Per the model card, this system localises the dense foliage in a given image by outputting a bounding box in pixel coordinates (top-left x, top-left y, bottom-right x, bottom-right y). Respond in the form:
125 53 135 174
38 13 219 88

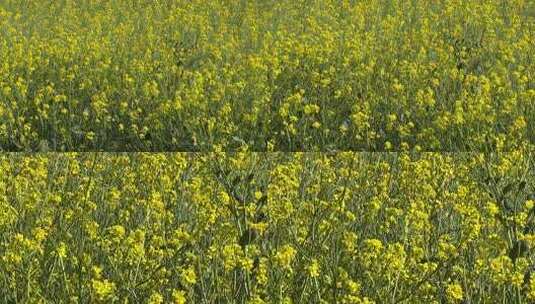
2 1 534 303
0 0 534 151
1 153 535 303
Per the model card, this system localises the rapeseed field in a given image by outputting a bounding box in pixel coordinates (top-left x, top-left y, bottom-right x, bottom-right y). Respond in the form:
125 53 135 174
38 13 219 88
0 0 533 151
1 1 535 303
1 153 535 302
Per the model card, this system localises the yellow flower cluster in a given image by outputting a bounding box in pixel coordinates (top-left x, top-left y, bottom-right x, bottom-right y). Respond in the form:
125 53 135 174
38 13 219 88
0 0 533 151
0 152 534 302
